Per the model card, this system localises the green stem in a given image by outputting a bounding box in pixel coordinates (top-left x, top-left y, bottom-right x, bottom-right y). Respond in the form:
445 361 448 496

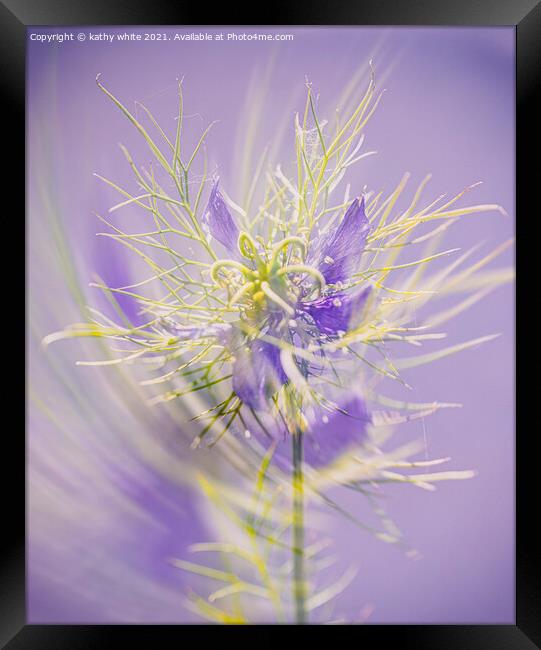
292 431 307 624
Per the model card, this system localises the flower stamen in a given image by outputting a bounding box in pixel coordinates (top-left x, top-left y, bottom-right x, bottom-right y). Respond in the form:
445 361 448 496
260 281 295 316
276 264 326 298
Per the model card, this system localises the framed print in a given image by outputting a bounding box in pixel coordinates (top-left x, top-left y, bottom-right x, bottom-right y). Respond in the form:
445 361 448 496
4 0 537 646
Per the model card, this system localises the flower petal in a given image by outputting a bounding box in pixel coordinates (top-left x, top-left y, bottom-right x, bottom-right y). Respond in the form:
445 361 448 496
303 398 370 467
246 397 370 469
308 196 370 285
203 180 240 254
300 286 371 336
232 339 288 410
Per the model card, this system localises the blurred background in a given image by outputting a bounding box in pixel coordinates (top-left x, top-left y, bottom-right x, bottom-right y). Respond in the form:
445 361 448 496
27 26 514 623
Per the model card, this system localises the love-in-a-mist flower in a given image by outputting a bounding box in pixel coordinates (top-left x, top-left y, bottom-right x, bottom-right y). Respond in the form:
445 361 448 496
46 72 511 624
164 180 372 414
48 74 509 463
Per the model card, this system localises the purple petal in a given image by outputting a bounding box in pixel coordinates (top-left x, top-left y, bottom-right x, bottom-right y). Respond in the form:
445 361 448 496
232 339 288 410
300 286 371 336
308 196 370 285
303 398 370 467
245 397 370 470
203 180 240 254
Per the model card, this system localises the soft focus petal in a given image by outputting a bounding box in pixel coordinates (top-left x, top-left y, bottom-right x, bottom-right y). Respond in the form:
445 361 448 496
300 286 371 336
247 397 370 470
232 339 288 410
308 196 370 285
304 398 370 467
203 180 240 254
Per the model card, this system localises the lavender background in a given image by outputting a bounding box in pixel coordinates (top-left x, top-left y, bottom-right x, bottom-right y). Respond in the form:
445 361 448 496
27 27 515 623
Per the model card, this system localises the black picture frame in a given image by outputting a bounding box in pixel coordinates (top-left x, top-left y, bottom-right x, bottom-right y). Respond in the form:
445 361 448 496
7 0 534 646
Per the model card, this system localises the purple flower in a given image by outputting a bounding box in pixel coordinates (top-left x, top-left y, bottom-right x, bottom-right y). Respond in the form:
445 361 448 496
200 181 372 412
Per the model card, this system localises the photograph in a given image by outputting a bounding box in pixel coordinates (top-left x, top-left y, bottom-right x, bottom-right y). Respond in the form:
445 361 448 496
26 25 515 626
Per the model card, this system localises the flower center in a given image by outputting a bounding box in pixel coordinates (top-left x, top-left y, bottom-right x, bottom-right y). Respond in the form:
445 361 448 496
210 232 325 330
